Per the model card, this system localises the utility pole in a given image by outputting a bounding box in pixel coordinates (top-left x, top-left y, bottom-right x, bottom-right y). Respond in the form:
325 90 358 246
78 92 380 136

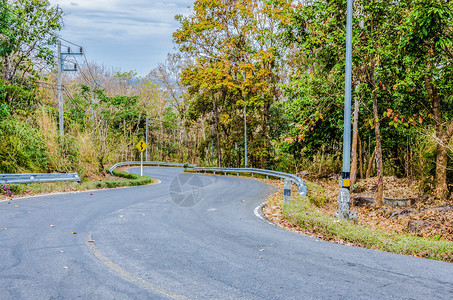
244 105 247 168
210 127 214 167
57 41 84 137
145 117 149 161
91 80 97 145
57 41 64 137
244 71 248 168
336 0 357 221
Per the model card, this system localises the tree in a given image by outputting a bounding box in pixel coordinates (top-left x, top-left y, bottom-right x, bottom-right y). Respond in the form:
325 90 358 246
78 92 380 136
174 0 284 168
0 0 62 84
398 0 453 201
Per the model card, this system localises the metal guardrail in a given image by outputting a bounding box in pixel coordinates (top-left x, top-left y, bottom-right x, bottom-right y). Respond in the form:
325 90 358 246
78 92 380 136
108 161 307 197
0 173 81 184
193 167 308 197
108 161 197 175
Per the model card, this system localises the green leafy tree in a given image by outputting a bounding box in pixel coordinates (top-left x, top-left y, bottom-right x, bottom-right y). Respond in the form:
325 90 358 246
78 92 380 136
174 0 284 168
0 0 62 84
398 0 453 200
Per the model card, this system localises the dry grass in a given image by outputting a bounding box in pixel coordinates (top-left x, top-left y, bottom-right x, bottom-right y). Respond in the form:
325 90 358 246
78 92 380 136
261 177 453 262
73 131 100 180
36 108 68 172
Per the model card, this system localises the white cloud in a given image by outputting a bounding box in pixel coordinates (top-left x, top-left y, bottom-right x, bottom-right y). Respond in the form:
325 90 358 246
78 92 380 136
49 0 193 76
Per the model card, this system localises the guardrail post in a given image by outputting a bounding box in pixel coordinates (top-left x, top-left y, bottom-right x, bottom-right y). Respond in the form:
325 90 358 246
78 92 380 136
283 179 291 204
298 182 308 197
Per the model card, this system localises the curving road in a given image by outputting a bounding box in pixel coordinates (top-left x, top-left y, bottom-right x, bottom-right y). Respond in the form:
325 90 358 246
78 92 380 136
0 167 452 299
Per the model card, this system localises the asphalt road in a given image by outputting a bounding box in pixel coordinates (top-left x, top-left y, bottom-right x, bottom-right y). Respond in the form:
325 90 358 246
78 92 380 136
0 167 452 299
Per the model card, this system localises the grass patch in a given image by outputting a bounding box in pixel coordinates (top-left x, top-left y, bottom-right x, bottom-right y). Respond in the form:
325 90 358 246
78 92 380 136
282 183 453 263
305 181 326 207
6 169 155 197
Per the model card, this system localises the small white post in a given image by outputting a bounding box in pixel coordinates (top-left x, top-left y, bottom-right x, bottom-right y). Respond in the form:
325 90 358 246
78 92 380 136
140 151 143 176
283 179 291 204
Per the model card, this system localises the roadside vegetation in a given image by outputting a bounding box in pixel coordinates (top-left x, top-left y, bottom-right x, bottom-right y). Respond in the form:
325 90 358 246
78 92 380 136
1 0 452 230
1 169 155 199
264 180 453 263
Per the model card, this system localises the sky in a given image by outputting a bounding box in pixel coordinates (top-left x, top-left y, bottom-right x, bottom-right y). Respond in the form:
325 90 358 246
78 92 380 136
48 0 194 77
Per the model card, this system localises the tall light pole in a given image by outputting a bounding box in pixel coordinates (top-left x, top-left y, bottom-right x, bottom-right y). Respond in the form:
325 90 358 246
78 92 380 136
199 53 248 168
57 41 63 137
244 105 247 168
243 71 247 168
335 0 357 221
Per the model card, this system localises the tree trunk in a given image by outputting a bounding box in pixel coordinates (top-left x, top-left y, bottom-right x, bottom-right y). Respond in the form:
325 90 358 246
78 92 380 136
372 87 384 206
3 55 11 82
262 100 271 169
405 135 411 179
350 97 360 185
366 147 376 179
179 124 184 162
318 145 325 175
358 135 364 179
425 74 452 201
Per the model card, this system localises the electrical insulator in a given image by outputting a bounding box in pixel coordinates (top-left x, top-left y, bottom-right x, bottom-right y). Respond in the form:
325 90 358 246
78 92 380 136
80 47 83 53
68 47 71 53
74 64 77 70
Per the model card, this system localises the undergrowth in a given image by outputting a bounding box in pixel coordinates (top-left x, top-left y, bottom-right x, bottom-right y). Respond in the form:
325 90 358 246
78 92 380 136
4 169 154 197
282 182 453 263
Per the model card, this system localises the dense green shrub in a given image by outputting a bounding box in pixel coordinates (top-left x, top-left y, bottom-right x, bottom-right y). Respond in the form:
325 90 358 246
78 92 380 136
99 169 153 187
0 117 48 173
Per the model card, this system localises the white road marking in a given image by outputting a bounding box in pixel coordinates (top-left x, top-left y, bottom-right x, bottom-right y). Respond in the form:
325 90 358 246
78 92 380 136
254 203 266 220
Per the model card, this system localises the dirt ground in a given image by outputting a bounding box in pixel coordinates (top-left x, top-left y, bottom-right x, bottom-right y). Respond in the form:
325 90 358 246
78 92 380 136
262 175 453 242
319 176 453 241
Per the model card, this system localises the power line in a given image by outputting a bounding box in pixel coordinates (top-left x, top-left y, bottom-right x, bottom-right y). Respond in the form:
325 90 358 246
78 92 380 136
67 55 94 87
83 53 97 85
35 81 58 86
1 3 102 92
0 6 86 73
63 87 74 102
0 2 81 48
